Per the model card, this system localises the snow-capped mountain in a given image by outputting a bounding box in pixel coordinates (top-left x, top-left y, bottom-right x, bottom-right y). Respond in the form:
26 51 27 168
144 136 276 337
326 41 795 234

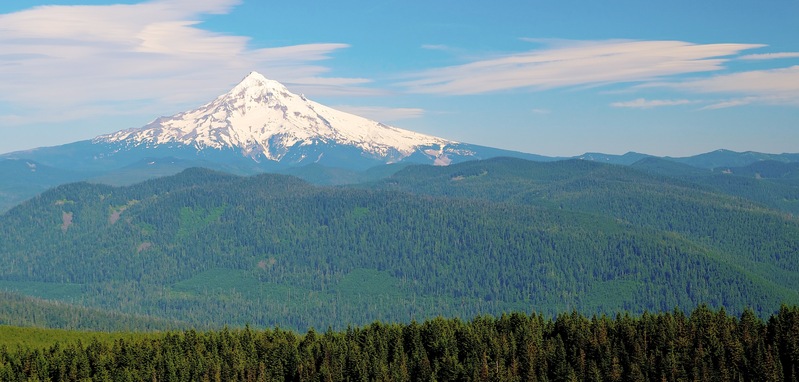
96 71 460 166
0 71 550 210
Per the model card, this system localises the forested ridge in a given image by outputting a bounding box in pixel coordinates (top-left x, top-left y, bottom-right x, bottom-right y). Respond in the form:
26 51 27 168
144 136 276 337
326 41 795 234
0 158 798 329
1 306 798 381
0 291 186 332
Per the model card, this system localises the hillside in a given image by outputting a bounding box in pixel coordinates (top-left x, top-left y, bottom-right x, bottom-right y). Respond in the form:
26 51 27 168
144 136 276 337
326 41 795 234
631 157 799 214
0 159 89 212
0 291 183 332
665 149 799 169
0 159 798 329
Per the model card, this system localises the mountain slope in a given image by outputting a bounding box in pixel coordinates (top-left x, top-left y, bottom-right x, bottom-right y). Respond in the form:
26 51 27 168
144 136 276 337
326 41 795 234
0 291 183 331
96 72 458 165
366 157 799 291
576 151 652 165
0 159 88 212
631 156 799 214
722 160 799 183
1 160 797 329
666 149 799 169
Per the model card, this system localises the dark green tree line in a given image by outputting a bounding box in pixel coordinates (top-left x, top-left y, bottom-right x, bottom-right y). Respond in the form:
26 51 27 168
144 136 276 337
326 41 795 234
1 306 798 381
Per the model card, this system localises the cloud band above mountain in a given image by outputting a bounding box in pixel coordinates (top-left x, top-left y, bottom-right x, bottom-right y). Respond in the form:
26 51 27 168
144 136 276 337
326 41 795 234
0 0 362 126
399 40 763 95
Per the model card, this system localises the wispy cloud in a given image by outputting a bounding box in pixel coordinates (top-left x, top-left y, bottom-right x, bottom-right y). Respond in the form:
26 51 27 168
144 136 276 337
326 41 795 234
651 66 799 108
673 66 799 95
739 52 799 60
701 98 758 110
282 77 387 98
611 98 696 108
399 39 763 95
333 106 425 122
421 44 451 51
0 0 364 125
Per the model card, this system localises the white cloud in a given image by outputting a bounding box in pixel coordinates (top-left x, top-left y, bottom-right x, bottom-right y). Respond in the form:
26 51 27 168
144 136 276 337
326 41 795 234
701 98 757 110
281 77 386 97
421 44 450 51
0 0 365 125
611 98 696 108
739 52 799 60
674 66 799 95
332 106 425 122
0 102 163 126
399 39 763 95
652 66 799 108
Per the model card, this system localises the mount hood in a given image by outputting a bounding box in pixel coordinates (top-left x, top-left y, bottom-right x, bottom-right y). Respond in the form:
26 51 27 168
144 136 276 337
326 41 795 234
95 71 481 167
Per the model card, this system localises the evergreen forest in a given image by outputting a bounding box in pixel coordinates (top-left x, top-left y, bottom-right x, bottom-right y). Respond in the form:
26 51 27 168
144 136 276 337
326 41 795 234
1 306 798 381
0 158 797 330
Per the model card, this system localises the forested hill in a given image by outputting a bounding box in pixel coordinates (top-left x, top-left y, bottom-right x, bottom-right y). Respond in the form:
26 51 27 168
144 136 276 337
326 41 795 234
0 159 798 330
0 291 184 331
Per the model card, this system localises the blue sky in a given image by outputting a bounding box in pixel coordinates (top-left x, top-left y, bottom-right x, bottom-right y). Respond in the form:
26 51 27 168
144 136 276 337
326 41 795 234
1 0 797 157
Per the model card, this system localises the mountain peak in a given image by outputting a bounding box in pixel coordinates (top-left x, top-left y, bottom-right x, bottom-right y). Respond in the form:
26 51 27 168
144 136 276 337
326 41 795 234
233 71 289 94
244 70 267 81
95 72 458 164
